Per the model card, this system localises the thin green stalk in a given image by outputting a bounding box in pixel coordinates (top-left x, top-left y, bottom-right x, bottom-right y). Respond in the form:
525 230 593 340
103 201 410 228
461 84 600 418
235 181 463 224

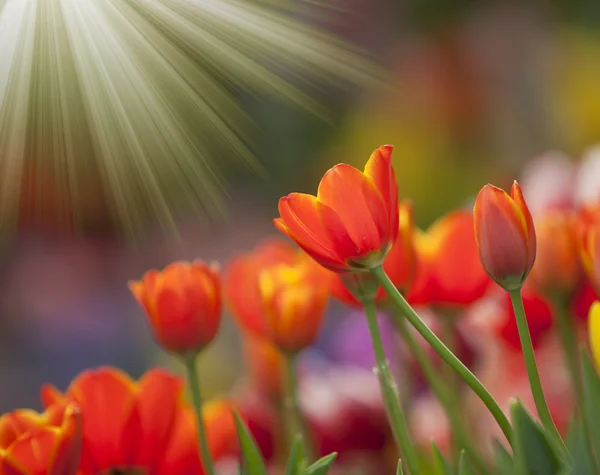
362 299 420 475
552 296 583 407
391 310 489 474
509 289 568 455
371 265 514 447
284 353 314 462
184 355 216 475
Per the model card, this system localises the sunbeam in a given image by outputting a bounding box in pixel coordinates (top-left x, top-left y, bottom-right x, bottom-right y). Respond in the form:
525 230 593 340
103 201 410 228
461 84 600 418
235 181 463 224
0 0 383 237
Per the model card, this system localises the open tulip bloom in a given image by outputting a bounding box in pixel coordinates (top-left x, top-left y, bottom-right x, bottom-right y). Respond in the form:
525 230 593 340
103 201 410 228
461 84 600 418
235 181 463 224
7 144 600 475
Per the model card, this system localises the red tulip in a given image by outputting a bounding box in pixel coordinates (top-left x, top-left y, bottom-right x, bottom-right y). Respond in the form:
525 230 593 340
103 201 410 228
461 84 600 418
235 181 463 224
130 261 222 355
474 182 536 291
274 145 399 272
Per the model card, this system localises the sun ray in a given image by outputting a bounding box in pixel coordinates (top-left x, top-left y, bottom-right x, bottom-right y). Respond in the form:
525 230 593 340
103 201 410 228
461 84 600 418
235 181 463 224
0 0 385 237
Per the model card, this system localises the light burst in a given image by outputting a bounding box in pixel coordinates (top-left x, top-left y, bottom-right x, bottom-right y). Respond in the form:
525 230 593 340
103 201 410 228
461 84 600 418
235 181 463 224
0 0 382 236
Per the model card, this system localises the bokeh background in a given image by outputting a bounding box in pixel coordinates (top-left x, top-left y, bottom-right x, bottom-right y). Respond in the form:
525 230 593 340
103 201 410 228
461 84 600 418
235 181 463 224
2 0 600 422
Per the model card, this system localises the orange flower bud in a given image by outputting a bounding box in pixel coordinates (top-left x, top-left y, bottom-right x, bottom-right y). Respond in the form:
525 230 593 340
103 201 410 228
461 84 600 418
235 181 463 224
129 260 222 355
529 211 582 295
274 145 399 272
259 255 329 353
407 210 490 306
473 182 536 291
0 404 82 475
333 201 416 306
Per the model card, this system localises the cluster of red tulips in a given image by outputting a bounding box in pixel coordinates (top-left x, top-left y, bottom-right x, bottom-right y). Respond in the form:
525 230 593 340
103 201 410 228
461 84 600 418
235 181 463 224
3 145 600 474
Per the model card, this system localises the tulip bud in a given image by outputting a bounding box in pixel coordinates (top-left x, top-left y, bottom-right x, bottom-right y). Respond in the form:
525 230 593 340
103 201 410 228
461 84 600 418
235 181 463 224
473 181 536 291
129 261 222 355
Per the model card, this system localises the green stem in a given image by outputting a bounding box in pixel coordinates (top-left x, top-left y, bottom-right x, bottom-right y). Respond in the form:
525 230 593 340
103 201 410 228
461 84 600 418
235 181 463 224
362 299 420 475
509 289 568 455
284 353 315 462
371 265 514 447
552 296 583 408
391 310 489 474
184 355 216 475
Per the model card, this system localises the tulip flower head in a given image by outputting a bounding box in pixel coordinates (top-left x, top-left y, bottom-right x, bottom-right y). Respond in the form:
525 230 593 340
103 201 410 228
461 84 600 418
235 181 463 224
274 145 399 272
473 182 536 291
129 260 222 355
259 255 329 354
0 404 82 475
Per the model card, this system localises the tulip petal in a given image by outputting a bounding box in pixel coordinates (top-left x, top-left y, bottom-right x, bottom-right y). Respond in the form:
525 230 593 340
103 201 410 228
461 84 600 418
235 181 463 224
510 182 536 271
364 145 399 242
317 164 388 256
278 194 352 270
66 368 139 473
2 429 59 475
159 408 202 475
135 370 184 469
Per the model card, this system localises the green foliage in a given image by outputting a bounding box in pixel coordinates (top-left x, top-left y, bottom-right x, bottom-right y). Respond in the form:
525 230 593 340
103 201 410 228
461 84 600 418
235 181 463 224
234 416 338 475
304 453 338 475
234 411 269 475
456 450 476 475
582 350 600 462
284 435 306 475
511 401 562 475
431 442 453 475
493 441 515 475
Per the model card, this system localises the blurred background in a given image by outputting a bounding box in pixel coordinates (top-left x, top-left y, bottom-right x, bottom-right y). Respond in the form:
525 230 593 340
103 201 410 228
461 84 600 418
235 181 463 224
1 0 600 430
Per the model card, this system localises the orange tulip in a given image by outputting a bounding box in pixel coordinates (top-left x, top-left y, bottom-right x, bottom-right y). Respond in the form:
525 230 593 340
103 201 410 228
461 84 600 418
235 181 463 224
259 254 330 353
225 239 297 337
0 404 82 475
41 367 207 475
130 260 222 355
274 145 399 272
529 211 582 295
407 210 490 306
333 201 416 306
473 182 536 291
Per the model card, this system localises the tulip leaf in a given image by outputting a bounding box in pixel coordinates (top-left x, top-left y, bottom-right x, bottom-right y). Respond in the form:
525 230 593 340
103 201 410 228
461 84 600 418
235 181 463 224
431 442 453 475
581 350 600 461
493 441 515 475
457 450 476 475
565 416 597 475
511 400 561 475
234 410 268 475
284 435 306 475
396 459 404 475
304 452 337 475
